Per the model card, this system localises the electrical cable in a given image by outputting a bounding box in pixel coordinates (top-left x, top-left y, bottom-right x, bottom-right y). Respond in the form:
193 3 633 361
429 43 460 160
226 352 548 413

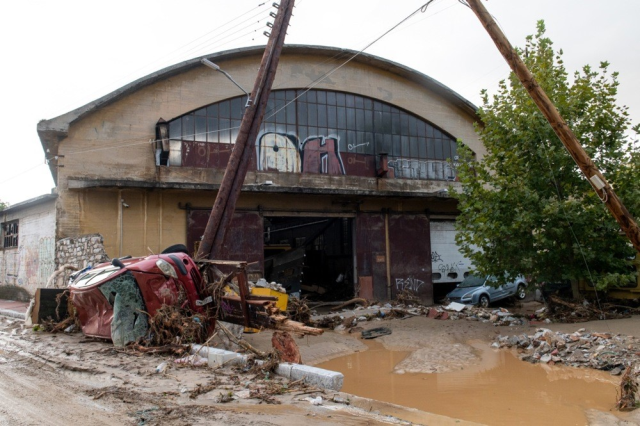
264 0 440 121
48 3 272 118
535 128 611 326
0 163 48 185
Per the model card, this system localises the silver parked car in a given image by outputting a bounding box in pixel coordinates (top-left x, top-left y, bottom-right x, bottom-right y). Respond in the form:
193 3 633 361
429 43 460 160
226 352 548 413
446 274 527 308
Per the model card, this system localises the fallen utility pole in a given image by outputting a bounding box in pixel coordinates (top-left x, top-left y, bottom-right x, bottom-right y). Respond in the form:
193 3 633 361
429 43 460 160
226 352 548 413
466 0 640 253
196 0 295 260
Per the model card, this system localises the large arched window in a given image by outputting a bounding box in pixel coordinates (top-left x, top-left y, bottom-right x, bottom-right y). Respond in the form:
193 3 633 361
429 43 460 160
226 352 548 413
163 89 463 180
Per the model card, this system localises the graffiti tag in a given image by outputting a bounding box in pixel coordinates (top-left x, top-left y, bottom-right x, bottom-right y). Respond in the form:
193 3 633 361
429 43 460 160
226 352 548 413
395 277 424 293
431 251 442 263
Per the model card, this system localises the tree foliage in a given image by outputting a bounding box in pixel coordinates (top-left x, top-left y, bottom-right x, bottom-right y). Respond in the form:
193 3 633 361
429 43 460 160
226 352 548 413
455 21 639 290
0 199 8 211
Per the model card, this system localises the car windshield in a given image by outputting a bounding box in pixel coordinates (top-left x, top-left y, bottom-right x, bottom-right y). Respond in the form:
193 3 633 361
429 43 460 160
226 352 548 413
458 275 486 288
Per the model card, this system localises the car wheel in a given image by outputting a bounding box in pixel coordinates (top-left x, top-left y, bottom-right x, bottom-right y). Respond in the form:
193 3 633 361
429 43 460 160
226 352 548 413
161 244 189 254
516 284 526 300
479 294 490 308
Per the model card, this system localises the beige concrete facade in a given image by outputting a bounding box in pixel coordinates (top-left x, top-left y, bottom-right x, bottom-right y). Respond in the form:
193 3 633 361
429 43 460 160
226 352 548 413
38 45 480 271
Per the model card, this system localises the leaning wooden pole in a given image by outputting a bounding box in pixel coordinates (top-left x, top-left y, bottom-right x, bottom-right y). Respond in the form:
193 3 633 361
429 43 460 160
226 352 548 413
466 0 640 253
196 0 295 260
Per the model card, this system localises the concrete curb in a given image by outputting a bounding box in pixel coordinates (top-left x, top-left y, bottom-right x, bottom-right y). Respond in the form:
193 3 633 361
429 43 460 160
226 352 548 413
190 344 344 391
0 309 26 320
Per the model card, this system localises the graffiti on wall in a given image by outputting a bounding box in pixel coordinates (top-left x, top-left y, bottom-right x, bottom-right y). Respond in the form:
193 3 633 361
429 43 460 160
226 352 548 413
388 158 457 181
256 132 345 175
395 276 425 293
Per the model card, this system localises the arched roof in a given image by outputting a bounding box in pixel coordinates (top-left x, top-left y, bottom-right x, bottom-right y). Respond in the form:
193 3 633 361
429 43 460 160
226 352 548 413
37 45 478 181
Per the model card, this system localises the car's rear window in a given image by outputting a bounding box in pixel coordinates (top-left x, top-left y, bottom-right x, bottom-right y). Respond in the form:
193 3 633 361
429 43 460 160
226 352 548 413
72 267 121 288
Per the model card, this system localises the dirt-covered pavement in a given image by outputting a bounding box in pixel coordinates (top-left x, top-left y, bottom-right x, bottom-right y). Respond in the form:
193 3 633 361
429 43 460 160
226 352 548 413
0 300 639 425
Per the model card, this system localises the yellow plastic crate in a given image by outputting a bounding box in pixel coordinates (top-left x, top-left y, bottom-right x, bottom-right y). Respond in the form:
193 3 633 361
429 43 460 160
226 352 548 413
251 287 288 311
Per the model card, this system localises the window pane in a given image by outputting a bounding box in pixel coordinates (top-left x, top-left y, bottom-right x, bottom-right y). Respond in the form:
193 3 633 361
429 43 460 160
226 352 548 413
346 107 356 129
231 119 241 143
307 103 318 126
298 102 308 125
427 138 436 158
169 119 181 139
363 98 373 109
450 140 458 160
392 113 401 135
410 136 419 157
442 137 451 159
282 101 293 124
317 90 327 104
194 107 207 116
337 107 346 129
401 136 410 157
307 90 317 103
426 125 434 138
417 121 426 137
219 118 230 143
286 90 296 101
381 112 392 134
275 99 286 123
336 92 346 107
355 96 364 109
400 114 409 135
364 110 373 133
327 105 337 128
182 116 195 141
373 111 383 133
207 117 218 142
206 103 218 117
195 116 207 141
346 94 355 108
435 139 444 159
274 90 285 100
219 101 230 118
327 91 336 105
317 104 327 127
419 137 427 158
355 109 365 132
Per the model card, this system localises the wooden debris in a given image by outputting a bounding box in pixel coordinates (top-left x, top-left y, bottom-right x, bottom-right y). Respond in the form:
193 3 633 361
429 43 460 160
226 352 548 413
271 331 302 364
617 366 639 411
287 297 311 324
330 298 369 311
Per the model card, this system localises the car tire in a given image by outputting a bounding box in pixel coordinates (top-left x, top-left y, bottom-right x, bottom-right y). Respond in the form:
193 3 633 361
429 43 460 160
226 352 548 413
161 244 189 255
516 284 526 300
479 294 490 308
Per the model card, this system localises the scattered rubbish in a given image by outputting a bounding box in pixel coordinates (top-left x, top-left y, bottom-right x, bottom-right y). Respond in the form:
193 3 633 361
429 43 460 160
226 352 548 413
616 366 639 411
306 396 323 405
174 354 207 367
545 295 633 323
445 302 466 312
494 328 640 372
361 327 392 340
155 362 168 373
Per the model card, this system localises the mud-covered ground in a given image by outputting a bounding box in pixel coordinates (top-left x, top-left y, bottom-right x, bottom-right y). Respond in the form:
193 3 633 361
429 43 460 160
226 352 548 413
0 300 639 425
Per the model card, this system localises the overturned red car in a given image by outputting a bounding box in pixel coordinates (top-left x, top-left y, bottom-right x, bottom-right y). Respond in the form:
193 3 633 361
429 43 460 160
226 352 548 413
69 246 211 346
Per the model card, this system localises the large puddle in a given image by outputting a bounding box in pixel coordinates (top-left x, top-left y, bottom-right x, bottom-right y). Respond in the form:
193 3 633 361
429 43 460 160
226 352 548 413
318 339 623 425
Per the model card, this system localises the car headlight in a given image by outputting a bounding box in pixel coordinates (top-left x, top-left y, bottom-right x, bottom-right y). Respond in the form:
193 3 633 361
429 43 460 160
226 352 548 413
156 259 178 279
461 291 475 300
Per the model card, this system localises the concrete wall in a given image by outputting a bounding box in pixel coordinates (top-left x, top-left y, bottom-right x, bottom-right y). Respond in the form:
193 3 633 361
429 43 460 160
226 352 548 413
0 199 56 297
52 50 481 242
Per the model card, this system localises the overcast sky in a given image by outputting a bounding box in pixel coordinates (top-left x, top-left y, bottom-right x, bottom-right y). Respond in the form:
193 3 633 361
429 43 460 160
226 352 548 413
2 0 639 205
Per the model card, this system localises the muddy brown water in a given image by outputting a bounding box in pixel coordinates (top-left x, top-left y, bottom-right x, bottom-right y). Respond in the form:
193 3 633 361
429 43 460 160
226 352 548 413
318 339 624 425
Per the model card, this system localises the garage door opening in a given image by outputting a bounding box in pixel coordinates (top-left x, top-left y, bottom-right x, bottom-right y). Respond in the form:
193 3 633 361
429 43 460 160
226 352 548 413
263 216 354 301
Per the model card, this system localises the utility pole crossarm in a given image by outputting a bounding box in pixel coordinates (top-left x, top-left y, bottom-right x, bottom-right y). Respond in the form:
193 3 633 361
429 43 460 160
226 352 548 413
466 0 640 253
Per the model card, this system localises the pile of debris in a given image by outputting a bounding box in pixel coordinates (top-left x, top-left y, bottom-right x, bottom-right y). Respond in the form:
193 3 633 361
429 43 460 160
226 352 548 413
545 295 634 323
309 300 529 331
493 328 640 373
430 304 527 326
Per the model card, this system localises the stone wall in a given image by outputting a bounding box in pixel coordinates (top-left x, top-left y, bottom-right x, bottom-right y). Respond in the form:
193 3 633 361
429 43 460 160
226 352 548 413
56 233 110 270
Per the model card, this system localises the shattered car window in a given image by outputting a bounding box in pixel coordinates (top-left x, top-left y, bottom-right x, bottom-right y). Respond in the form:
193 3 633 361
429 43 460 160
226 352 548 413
98 272 149 347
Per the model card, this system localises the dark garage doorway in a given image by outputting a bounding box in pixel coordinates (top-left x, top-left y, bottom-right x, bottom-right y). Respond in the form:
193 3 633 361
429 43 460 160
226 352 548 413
263 216 354 301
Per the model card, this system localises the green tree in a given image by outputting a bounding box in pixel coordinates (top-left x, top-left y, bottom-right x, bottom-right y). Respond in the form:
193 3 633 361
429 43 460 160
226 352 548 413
0 199 8 211
455 21 639 292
